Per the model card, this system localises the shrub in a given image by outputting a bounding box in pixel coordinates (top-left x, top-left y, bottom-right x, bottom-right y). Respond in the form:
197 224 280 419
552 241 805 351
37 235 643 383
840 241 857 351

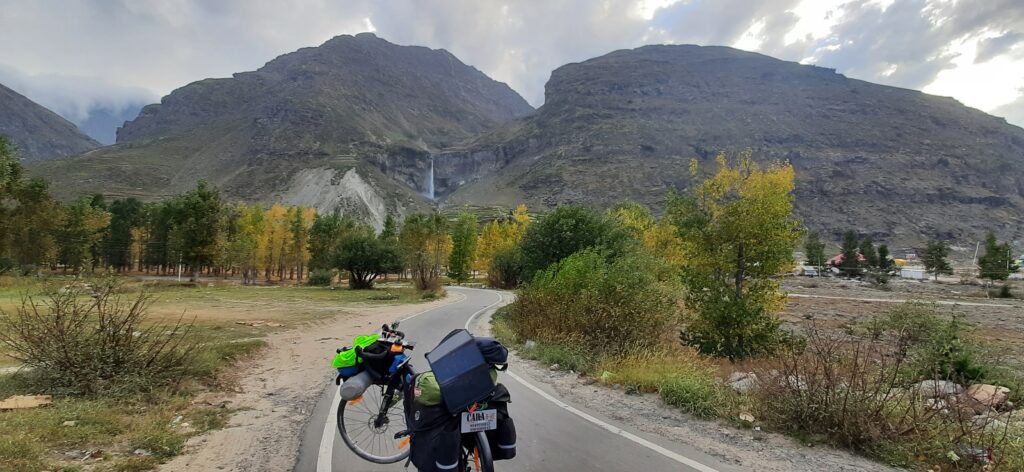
307 269 335 286
487 247 523 289
518 205 629 280
509 248 679 357
876 302 989 384
754 325 1015 467
0 281 199 396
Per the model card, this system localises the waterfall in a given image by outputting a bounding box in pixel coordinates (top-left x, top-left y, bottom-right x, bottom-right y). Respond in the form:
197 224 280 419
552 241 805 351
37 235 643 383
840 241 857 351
427 155 435 200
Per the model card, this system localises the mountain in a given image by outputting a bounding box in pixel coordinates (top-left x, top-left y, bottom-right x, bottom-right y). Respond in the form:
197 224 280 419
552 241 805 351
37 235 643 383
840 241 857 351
33 33 533 226
435 45 1024 244
0 83 100 161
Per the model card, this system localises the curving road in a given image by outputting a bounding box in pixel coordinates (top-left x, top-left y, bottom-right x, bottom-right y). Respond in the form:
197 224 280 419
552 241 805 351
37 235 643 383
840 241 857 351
295 287 734 472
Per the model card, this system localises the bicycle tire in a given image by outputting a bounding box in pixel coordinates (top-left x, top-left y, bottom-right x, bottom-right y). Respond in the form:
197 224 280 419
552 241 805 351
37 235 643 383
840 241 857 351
475 431 495 472
336 386 410 464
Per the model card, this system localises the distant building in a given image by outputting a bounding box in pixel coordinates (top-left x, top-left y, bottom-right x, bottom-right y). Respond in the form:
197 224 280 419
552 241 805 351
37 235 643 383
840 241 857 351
900 268 927 280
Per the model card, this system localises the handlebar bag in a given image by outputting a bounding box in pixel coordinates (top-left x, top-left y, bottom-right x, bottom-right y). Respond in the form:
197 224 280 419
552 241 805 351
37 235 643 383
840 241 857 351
332 334 379 379
357 340 394 379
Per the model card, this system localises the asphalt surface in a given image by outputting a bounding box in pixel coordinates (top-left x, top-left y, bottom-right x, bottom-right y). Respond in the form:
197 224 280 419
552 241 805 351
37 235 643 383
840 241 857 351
295 287 734 472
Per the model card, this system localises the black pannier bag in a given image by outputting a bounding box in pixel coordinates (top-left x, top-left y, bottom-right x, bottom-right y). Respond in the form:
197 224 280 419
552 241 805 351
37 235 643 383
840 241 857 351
484 383 517 460
405 374 461 472
427 329 496 414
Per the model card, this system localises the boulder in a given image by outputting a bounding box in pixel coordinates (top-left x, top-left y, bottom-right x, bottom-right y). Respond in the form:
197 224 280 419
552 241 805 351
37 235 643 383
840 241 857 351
727 372 758 394
965 384 1010 409
912 380 964 399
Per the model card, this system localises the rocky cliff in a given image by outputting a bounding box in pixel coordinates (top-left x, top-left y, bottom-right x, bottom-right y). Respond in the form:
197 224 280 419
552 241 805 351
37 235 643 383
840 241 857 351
441 45 1024 244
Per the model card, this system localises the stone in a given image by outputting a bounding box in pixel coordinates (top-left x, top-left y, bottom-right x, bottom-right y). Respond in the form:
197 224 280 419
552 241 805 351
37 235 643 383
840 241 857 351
524 340 537 350
965 384 1010 409
738 412 755 423
61 420 77 427
133 448 153 456
912 380 964 399
727 372 758 394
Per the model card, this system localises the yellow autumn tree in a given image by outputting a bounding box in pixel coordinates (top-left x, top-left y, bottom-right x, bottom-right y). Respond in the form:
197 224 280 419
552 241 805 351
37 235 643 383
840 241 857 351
672 151 802 359
474 204 530 272
263 204 292 281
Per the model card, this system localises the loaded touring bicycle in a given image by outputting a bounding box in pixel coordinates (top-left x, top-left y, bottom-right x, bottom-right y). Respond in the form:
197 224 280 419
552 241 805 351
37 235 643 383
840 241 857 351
332 322 516 471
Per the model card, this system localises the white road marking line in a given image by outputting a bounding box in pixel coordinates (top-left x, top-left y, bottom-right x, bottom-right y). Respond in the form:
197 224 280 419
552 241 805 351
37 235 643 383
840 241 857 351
504 369 721 472
315 291 466 472
469 288 721 472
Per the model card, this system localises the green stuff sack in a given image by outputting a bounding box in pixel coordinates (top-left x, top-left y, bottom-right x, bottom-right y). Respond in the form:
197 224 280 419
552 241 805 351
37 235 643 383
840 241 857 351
332 334 380 370
413 368 498 407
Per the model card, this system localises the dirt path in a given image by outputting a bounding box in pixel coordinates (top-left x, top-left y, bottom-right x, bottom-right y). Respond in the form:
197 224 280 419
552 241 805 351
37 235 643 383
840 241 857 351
158 294 462 472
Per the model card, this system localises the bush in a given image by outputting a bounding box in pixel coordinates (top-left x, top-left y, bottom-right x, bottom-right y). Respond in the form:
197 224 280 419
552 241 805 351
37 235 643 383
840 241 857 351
754 325 1015 467
518 205 629 280
0 281 199 396
307 269 335 286
876 302 989 384
487 247 523 289
509 248 679 357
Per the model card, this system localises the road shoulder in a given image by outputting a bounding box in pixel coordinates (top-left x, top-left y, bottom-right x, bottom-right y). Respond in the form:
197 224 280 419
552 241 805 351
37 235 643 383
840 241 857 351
158 295 459 472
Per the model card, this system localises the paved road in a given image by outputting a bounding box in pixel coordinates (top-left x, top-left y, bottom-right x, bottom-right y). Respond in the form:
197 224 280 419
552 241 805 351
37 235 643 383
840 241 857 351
295 287 733 472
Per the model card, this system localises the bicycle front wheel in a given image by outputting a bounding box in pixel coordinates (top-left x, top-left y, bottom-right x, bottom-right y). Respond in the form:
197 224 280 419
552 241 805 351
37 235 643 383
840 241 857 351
336 385 410 463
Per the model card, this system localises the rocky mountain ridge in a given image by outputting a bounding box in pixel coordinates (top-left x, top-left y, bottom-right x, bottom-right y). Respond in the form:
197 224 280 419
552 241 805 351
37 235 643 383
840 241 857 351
0 83 100 161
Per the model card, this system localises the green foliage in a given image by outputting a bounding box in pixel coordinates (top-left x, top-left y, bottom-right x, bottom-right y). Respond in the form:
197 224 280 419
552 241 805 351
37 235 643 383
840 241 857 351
399 213 450 291
104 198 144 271
447 211 478 284
922 240 953 280
170 181 223 281
307 210 356 271
978 231 1018 281
673 154 801 360
510 248 679 357
487 247 524 289
858 236 878 268
839 230 861 275
336 226 402 289
518 204 628 280
876 303 990 383
307 269 335 286
57 196 111 272
804 231 826 267
876 244 892 271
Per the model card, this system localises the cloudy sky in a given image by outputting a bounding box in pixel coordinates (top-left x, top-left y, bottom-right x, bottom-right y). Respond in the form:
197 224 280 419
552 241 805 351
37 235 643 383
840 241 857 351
2 0 1023 143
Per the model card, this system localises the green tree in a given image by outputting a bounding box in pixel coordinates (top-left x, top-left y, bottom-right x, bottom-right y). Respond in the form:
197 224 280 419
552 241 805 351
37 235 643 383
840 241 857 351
399 213 450 291
673 153 802 359
380 213 399 244
978 232 1018 282
58 197 111 273
488 247 524 289
877 244 893 271
804 231 826 269
519 205 627 280
839 230 861 275
447 211 478 284
104 198 144 271
170 181 223 281
922 240 953 281
307 211 356 272
859 236 878 268
336 226 403 289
